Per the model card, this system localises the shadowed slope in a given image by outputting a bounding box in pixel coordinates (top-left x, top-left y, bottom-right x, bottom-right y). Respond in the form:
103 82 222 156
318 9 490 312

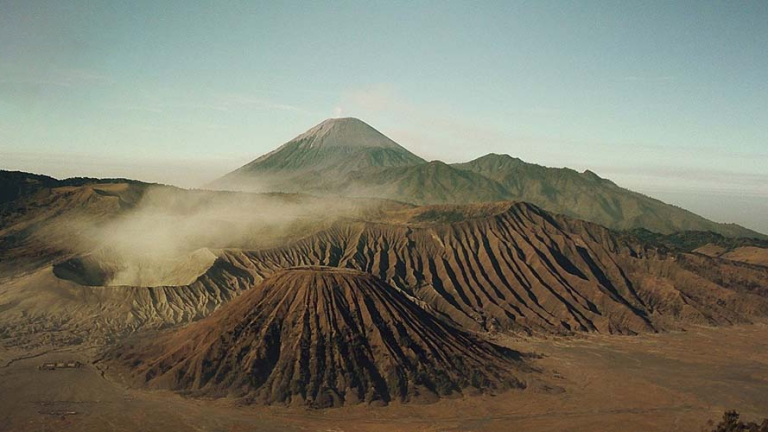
108 267 527 408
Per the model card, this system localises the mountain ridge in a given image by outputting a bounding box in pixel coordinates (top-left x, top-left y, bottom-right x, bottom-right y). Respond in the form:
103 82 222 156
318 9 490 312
209 118 763 238
451 153 760 238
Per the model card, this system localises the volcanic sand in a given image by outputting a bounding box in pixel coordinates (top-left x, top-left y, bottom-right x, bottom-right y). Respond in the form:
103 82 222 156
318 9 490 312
2 323 767 432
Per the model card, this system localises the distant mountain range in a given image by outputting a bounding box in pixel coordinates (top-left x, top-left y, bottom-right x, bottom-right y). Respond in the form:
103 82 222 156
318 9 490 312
210 118 764 238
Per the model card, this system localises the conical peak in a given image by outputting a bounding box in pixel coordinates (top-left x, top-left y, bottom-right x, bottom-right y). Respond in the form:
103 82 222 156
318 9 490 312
108 262 527 408
292 117 402 150
318 117 367 127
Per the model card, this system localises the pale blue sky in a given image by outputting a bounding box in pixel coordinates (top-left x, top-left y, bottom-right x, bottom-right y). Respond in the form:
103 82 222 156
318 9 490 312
1 1 766 233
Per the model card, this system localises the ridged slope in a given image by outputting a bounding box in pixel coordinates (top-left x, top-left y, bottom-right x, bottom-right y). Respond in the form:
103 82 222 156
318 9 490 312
231 202 768 335
108 267 526 408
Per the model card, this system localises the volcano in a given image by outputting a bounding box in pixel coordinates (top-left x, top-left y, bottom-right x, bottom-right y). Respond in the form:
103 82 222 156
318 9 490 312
107 267 527 408
211 117 425 192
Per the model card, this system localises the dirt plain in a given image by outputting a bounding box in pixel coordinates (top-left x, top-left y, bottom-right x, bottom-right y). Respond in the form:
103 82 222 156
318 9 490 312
2 323 766 432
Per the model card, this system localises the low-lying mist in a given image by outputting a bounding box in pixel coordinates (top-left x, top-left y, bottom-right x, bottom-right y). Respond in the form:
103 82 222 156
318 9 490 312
54 185 390 287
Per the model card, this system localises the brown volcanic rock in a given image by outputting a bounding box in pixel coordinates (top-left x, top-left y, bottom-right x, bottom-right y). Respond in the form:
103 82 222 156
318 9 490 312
231 202 768 335
108 267 527 408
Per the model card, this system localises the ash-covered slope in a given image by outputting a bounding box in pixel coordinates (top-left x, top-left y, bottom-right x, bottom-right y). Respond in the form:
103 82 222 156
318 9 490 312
108 267 527 408
211 118 425 192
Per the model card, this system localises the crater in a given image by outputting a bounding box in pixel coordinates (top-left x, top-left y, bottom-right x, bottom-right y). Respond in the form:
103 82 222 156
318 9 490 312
53 248 217 287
